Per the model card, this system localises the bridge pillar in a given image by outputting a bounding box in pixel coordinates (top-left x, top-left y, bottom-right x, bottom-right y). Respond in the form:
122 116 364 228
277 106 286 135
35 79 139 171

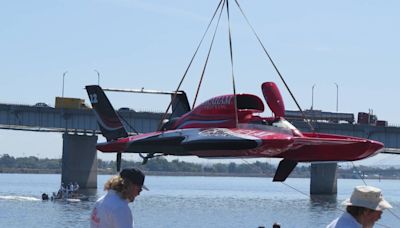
61 133 98 189
310 163 337 195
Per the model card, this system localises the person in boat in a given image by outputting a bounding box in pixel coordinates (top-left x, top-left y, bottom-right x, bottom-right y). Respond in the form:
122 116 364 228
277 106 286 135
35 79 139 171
57 182 66 198
73 182 80 193
90 168 148 228
66 182 74 197
42 193 49 200
68 181 79 197
326 185 392 228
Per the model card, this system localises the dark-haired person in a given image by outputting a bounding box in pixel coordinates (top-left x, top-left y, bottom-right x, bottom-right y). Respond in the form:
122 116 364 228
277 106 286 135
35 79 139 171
326 185 392 228
90 168 148 228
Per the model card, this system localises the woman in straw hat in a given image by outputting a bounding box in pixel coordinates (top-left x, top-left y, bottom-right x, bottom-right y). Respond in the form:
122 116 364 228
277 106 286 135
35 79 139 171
326 185 392 228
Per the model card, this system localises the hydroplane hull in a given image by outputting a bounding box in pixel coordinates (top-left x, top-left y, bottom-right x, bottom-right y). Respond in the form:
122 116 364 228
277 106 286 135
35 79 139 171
86 82 384 181
97 126 383 162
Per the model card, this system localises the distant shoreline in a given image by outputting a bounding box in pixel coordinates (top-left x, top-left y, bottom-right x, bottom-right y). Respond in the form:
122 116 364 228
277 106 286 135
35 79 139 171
1 168 399 180
2 155 400 180
0 168 273 176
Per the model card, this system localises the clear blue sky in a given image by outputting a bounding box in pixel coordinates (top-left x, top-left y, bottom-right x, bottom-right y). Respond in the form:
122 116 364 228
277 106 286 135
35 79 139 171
1 0 399 166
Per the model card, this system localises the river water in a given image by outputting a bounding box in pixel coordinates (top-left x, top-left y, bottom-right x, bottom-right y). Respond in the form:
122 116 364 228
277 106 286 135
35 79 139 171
0 174 399 228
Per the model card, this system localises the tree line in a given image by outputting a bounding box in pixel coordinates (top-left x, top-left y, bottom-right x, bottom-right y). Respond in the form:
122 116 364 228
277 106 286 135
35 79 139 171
0 154 304 176
1 154 399 179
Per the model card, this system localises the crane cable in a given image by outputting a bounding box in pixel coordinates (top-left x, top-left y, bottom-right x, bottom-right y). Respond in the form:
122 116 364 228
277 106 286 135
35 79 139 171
157 0 225 130
192 0 226 109
225 0 239 127
233 0 315 132
192 0 240 127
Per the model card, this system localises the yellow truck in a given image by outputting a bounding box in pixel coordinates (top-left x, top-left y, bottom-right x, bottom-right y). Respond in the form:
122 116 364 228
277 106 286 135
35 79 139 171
55 97 90 109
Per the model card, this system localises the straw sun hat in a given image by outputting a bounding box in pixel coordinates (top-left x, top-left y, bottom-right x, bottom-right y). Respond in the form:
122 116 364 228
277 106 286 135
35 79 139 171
342 186 392 211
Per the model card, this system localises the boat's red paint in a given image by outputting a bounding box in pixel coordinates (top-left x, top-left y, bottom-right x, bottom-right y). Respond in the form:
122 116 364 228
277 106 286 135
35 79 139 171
94 81 383 163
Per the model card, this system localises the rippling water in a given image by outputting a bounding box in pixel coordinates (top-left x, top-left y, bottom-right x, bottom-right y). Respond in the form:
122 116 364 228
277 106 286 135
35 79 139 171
0 174 399 227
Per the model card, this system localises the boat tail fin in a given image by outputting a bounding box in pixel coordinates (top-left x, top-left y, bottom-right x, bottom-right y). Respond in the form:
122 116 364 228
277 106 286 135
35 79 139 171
273 159 298 182
86 85 128 141
171 91 191 119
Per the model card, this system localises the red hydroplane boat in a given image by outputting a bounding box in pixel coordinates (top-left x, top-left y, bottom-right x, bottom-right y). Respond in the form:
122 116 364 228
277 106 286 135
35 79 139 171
86 82 383 181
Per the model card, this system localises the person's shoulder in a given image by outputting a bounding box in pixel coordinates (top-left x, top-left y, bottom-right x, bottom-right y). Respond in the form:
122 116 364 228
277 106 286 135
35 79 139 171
332 212 362 228
326 217 339 228
102 191 128 207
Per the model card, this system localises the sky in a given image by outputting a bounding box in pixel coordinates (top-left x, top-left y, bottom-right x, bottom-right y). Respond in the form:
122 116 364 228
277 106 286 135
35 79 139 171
0 0 399 166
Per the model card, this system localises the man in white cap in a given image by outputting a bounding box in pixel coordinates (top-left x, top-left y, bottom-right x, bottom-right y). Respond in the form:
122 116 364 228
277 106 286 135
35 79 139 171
90 168 148 228
327 185 392 228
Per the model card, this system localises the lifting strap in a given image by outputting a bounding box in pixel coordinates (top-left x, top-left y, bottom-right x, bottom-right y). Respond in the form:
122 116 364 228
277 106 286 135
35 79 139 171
233 0 315 132
192 0 226 109
157 0 225 130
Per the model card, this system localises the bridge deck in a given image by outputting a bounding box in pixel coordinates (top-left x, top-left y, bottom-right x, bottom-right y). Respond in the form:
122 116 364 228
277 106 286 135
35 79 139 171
1 103 400 150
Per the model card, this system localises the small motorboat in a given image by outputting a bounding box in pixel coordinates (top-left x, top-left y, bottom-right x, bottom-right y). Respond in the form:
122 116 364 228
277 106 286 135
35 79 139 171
50 191 89 202
44 182 89 202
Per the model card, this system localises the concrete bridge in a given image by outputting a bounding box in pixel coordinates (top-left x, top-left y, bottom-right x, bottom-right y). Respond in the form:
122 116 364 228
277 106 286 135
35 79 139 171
0 103 161 133
0 103 162 189
1 102 399 194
